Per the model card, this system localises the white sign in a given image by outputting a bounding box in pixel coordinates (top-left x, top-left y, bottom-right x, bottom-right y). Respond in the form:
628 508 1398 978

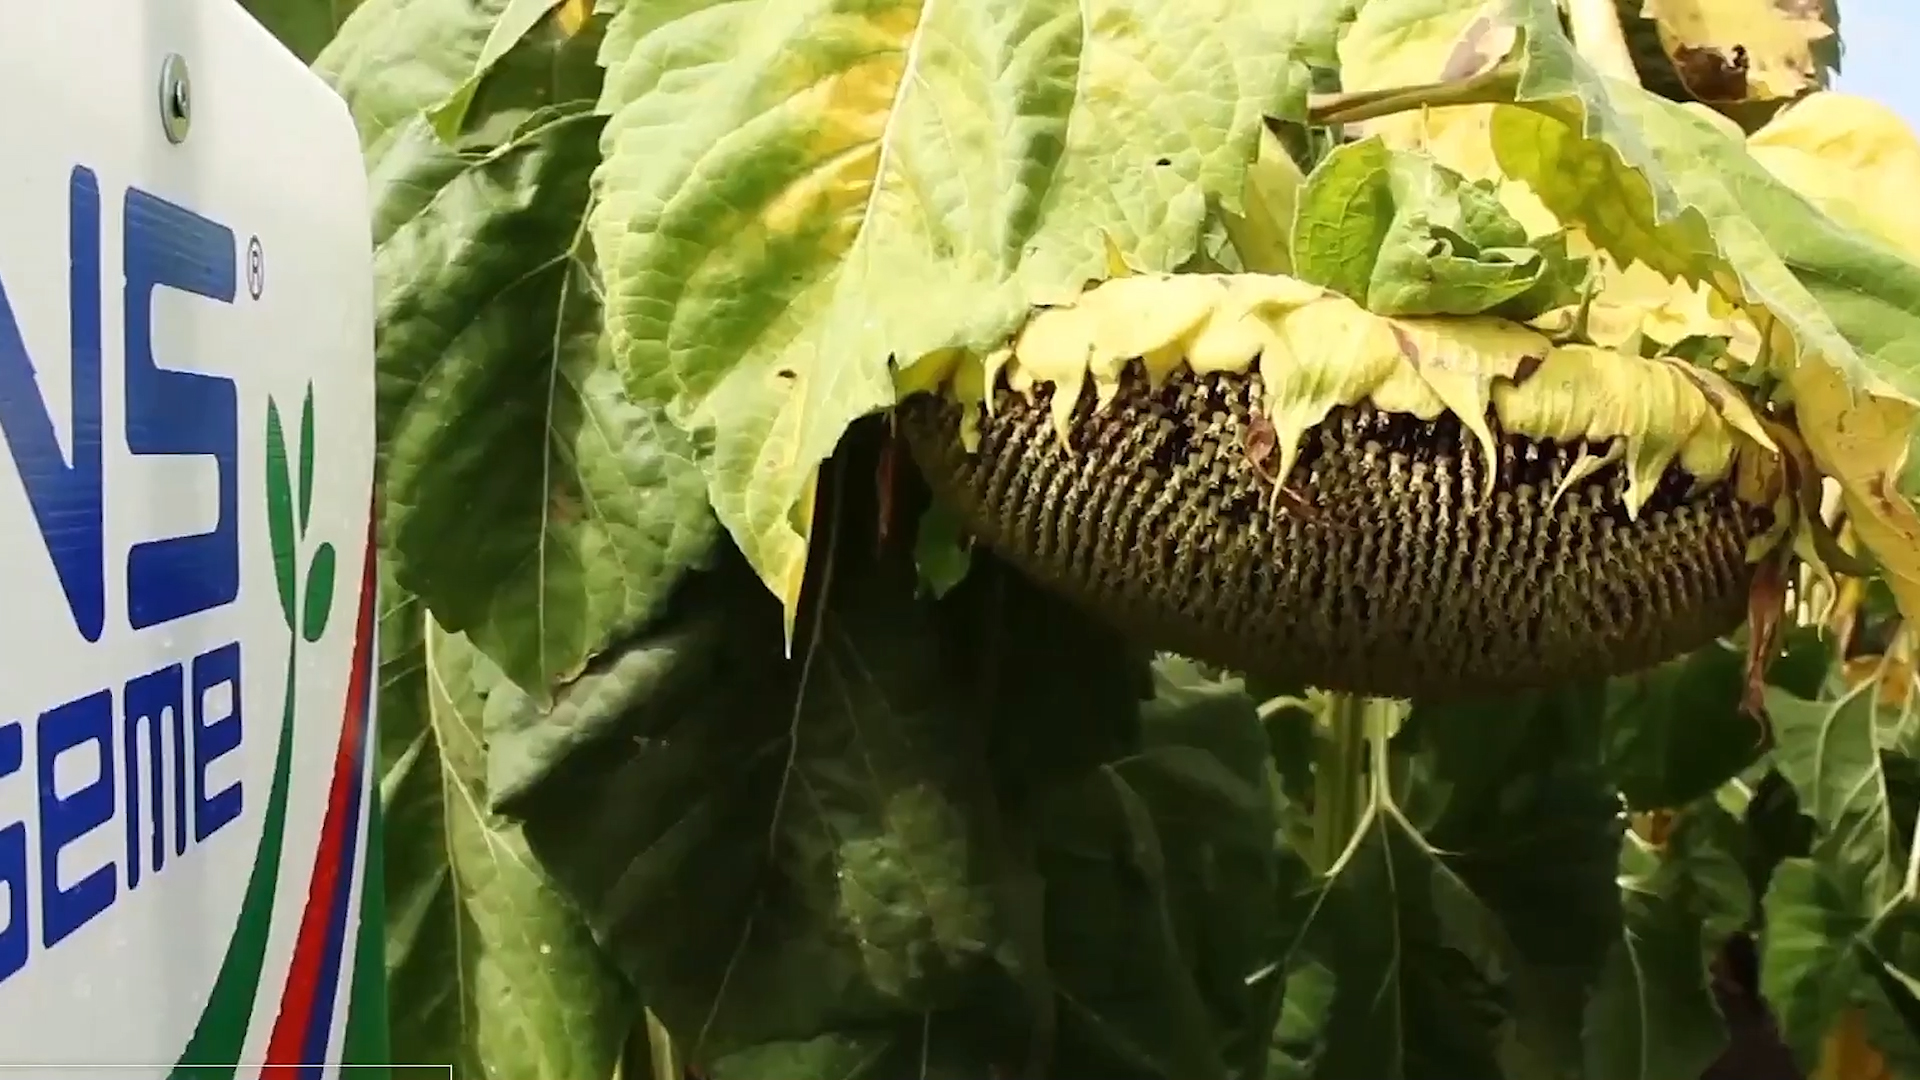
0 2 381 1076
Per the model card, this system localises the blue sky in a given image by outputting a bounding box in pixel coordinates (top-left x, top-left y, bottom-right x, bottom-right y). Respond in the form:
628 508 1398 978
1832 0 1918 124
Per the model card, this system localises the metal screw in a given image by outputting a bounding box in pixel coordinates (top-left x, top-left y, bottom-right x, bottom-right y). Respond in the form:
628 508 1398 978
159 54 191 144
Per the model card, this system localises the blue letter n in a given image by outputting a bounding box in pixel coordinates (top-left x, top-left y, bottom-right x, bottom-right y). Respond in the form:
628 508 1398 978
0 167 105 642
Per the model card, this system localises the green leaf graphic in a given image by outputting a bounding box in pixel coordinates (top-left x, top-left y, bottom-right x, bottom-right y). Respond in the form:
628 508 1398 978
265 399 298 632
303 542 338 644
298 382 316 538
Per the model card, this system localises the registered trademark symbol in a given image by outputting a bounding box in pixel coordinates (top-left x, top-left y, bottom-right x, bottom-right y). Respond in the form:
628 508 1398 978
245 236 264 300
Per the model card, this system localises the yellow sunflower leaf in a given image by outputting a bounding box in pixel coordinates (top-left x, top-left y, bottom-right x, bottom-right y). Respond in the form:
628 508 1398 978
1748 91 1920 262
1813 1006 1895 1080
1640 0 1838 103
1334 0 1541 213
1741 90 1920 623
1791 363 1920 633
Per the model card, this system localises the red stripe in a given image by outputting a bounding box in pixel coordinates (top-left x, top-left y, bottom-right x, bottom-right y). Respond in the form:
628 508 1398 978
263 520 378 1069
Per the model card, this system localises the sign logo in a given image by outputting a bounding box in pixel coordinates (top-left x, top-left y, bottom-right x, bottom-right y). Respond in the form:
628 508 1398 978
0 165 335 1001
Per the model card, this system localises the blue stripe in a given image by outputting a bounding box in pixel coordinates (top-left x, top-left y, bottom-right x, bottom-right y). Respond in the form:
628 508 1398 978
298 610 376 1076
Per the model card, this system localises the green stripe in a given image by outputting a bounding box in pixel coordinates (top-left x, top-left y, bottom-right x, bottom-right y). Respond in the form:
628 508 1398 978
342 785 391 1071
169 637 300 1079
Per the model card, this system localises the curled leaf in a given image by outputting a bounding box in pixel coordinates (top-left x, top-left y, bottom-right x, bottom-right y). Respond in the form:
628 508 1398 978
1217 126 1304 275
1290 137 1587 318
1331 0 1741 353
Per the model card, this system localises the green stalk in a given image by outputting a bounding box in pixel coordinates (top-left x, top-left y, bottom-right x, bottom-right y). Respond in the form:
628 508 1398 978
1562 0 1640 83
621 1008 678 1080
1311 692 1371 873
1904 804 1920 900
1365 698 1399 801
646 1009 679 1080
1305 61 1522 127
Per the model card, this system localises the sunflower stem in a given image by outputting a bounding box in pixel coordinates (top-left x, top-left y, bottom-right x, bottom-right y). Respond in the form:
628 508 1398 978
1312 692 1372 873
1562 0 1642 84
645 1008 678 1080
1304 62 1521 127
1904 804 1920 900
1365 697 1400 802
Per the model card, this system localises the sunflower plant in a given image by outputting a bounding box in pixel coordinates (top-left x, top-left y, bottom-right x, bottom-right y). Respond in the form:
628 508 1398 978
283 0 1920 1075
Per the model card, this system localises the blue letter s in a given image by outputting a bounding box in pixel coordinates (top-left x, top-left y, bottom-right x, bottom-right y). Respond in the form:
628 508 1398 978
123 187 238 629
